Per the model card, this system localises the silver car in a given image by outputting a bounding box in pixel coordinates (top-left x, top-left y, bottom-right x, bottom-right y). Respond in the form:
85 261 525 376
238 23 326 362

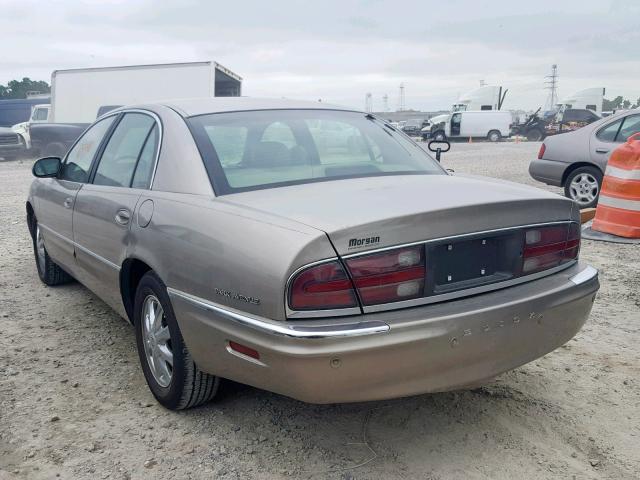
27 98 599 409
530 109 640 208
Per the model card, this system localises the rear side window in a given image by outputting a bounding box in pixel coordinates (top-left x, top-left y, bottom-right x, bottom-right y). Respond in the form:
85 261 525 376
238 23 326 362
618 115 640 142
596 119 623 142
60 116 116 183
131 125 159 189
596 115 640 143
93 113 155 188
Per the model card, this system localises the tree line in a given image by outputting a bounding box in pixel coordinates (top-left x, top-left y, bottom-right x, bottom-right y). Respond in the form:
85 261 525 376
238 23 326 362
602 96 640 111
0 78 51 100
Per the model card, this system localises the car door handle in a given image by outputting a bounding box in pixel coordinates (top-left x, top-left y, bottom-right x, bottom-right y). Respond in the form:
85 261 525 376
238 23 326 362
63 197 73 209
595 148 609 154
114 209 131 226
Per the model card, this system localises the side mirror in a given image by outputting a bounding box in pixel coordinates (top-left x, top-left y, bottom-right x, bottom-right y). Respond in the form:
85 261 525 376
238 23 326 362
32 157 61 178
427 140 451 162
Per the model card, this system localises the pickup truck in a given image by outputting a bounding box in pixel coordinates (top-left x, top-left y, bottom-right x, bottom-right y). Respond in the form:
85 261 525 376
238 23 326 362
29 105 121 157
0 127 26 160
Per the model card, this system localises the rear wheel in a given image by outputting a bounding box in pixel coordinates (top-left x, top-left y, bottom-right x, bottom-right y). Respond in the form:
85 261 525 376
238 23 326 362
134 271 219 410
564 166 602 208
487 130 501 142
32 219 73 286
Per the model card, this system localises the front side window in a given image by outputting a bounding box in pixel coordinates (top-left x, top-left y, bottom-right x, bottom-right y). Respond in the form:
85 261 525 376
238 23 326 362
60 116 116 183
93 113 155 188
188 110 444 194
32 108 48 121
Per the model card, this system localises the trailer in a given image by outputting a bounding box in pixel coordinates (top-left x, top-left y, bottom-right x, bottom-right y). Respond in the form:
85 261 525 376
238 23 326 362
31 61 241 157
50 61 242 123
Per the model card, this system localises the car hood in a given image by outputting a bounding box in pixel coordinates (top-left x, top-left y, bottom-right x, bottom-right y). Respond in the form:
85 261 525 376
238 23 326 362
221 174 576 255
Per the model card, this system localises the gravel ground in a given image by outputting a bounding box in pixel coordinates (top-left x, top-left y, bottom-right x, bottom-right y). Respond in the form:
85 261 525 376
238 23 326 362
1 142 639 479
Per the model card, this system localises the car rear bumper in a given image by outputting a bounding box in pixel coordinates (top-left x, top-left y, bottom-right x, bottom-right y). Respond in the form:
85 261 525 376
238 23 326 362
169 262 598 403
529 158 566 186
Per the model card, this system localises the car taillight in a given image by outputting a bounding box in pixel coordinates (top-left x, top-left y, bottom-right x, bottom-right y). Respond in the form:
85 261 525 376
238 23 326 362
522 223 580 274
537 143 546 159
289 261 358 310
346 246 425 305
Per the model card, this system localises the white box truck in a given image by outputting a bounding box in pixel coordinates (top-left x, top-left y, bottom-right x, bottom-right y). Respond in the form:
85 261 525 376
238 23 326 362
50 61 242 122
30 61 241 157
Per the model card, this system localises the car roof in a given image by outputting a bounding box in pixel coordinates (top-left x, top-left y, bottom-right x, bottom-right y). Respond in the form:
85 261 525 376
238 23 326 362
155 97 358 117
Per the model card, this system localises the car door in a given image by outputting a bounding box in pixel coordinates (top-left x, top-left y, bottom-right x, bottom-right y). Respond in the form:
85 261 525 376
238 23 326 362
451 113 462 137
590 113 640 170
35 116 116 273
72 111 159 315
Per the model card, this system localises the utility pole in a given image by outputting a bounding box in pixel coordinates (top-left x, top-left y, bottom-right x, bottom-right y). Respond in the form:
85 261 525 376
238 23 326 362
382 94 389 112
544 64 559 110
365 92 372 113
398 83 405 112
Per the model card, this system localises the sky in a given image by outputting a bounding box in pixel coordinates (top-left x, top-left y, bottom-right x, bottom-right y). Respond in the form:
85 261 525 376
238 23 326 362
1 0 639 111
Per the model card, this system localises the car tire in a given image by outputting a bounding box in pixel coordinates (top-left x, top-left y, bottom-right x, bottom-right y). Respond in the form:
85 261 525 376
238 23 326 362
487 130 501 142
433 131 446 141
134 271 219 410
526 129 543 142
32 218 73 286
564 166 603 208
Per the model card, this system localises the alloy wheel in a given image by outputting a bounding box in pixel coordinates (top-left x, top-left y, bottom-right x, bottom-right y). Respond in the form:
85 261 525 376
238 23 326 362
141 295 173 387
36 225 46 273
569 173 599 206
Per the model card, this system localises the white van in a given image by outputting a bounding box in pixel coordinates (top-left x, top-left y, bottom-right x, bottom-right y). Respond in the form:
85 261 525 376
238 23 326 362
431 111 512 142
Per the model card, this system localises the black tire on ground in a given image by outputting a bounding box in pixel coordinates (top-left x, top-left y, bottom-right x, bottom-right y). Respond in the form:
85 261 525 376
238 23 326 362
134 271 219 410
526 128 543 142
487 130 501 142
31 218 73 286
43 142 67 158
432 131 446 141
563 165 603 209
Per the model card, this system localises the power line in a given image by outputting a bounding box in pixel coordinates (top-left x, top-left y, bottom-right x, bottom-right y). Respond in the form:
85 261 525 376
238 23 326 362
544 64 559 110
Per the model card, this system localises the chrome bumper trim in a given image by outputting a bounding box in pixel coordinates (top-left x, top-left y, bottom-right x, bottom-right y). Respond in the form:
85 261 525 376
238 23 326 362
569 265 598 285
167 287 389 339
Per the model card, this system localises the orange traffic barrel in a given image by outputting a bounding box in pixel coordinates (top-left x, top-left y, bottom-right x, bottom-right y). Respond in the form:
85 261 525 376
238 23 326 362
592 132 640 238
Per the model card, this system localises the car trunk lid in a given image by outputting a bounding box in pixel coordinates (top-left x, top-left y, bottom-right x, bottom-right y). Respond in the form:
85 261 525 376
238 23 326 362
220 174 575 256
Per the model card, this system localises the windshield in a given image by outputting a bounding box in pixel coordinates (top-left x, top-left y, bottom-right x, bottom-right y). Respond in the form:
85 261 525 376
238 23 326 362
188 109 444 194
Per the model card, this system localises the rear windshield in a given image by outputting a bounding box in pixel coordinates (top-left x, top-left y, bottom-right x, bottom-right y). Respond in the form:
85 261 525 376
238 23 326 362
187 109 444 194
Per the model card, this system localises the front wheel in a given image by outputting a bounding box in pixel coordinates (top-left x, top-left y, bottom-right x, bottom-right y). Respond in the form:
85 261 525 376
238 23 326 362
432 131 446 142
32 219 73 286
134 271 219 410
564 166 603 208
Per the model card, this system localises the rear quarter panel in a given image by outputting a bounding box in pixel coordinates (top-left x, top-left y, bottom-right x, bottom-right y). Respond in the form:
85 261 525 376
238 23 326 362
129 192 335 321
542 127 592 166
